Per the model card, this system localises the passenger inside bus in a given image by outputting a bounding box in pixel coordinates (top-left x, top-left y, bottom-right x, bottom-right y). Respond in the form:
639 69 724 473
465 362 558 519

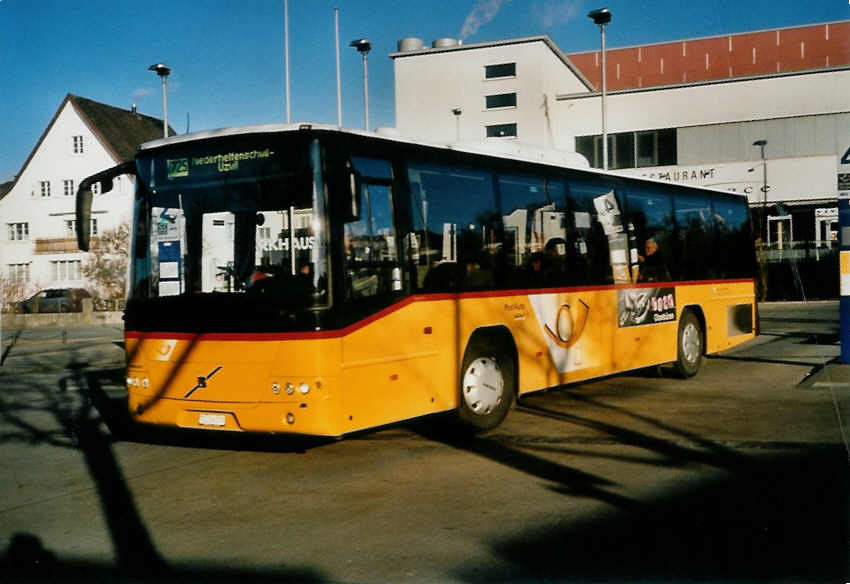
638 237 671 282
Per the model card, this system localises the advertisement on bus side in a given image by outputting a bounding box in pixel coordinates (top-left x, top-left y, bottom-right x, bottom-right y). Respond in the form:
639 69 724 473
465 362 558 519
618 287 676 327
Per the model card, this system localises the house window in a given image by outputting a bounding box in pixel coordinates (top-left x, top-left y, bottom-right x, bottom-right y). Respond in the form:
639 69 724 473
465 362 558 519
64 179 75 196
575 128 677 169
40 181 51 197
64 218 96 237
8 263 30 284
486 123 517 138
51 259 82 281
485 93 517 109
484 62 516 79
73 135 84 154
91 182 101 195
8 222 29 241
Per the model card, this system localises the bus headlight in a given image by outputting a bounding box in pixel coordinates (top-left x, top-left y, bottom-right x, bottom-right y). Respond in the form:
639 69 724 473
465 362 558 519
298 382 310 395
285 382 295 395
272 382 281 395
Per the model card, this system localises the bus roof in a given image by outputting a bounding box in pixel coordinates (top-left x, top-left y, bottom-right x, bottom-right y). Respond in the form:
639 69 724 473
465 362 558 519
136 122 746 201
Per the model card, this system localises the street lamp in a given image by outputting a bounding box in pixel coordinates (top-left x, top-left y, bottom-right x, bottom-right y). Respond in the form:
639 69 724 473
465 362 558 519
588 8 611 170
148 63 171 138
452 108 462 141
350 38 372 131
753 139 768 242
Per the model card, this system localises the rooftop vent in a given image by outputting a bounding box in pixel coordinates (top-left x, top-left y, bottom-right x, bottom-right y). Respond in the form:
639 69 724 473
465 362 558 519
397 37 424 52
432 38 460 49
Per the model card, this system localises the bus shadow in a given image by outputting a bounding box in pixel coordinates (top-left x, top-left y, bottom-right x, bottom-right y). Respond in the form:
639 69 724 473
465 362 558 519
454 445 848 583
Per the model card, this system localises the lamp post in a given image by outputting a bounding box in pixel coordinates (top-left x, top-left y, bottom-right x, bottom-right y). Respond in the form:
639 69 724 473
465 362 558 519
588 8 611 170
753 139 768 243
148 63 171 138
452 108 462 142
753 139 768 301
350 38 372 131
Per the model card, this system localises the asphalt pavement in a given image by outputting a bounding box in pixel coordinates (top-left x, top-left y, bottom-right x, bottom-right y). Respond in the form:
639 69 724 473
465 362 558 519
0 303 847 583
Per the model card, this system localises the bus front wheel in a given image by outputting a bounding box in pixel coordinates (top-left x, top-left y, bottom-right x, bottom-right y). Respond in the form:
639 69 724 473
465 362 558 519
673 309 703 378
457 342 515 433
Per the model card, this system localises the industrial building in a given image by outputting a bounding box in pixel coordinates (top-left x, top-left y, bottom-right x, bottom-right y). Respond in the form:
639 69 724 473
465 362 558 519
392 21 850 271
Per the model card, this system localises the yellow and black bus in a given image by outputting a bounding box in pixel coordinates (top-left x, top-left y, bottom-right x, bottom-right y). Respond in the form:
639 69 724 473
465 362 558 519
77 124 756 437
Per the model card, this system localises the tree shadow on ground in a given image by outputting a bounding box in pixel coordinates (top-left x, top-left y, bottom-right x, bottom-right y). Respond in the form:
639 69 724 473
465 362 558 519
455 446 848 583
411 388 848 583
0 353 329 583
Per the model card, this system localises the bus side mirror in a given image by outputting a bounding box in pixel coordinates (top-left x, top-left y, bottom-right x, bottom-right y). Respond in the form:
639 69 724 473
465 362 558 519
76 183 93 251
76 160 137 251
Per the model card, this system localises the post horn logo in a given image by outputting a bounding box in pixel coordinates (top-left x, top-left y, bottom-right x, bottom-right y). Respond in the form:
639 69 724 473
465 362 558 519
544 299 589 349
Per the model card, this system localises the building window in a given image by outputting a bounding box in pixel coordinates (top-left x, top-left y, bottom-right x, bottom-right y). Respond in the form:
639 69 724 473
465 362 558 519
51 259 82 281
73 135 84 154
485 93 517 109
8 222 29 241
486 123 517 138
8 263 30 284
575 128 677 169
91 182 101 196
40 181 51 198
64 218 97 237
64 179 75 197
484 62 516 79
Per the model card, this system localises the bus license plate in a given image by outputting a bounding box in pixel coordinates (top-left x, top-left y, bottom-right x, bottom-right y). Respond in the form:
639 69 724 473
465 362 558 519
199 413 226 427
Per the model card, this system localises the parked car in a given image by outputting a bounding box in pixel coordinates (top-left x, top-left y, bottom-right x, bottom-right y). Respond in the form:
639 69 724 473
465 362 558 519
16 288 91 313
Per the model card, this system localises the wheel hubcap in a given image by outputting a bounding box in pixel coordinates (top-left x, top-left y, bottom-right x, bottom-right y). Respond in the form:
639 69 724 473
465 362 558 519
462 357 504 415
682 322 700 364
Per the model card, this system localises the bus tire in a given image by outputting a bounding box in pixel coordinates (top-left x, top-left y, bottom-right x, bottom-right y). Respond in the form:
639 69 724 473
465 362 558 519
457 340 515 433
673 309 703 378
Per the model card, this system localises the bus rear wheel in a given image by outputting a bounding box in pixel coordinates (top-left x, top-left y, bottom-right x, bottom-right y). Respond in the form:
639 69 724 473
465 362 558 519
673 309 703 378
457 342 515 433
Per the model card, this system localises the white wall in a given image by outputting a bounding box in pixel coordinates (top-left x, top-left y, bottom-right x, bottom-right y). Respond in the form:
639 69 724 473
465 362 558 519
557 69 850 139
616 155 837 204
0 100 134 297
394 40 588 148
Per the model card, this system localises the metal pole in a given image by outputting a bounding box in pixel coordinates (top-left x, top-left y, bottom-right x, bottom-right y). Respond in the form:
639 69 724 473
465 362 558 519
840 193 850 363
362 52 370 131
762 154 768 246
600 22 608 171
335 8 342 126
161 76 168 138
285 0 291 123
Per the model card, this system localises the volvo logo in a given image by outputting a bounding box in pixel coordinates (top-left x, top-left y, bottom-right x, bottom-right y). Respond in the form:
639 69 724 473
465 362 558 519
185 366 222 398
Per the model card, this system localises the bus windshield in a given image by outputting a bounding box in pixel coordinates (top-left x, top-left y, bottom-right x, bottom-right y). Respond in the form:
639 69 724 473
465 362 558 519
131 137 329 311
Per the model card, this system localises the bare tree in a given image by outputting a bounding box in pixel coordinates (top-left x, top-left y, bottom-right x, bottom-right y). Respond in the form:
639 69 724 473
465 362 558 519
82 223 130 303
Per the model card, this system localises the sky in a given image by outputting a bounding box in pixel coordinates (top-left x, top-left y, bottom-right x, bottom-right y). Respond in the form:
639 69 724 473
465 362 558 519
1 0 848 183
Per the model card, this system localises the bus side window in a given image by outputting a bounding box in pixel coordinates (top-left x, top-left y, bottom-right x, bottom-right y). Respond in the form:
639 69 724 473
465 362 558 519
407 162 497 292
673 194 716 280
625 188 674 282
497 173 568 288
713 197 752 278
344 183 399 299
566 180 628 286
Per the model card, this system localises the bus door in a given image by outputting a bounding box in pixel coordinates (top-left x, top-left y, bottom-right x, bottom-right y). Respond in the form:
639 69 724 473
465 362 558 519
340 158 440 430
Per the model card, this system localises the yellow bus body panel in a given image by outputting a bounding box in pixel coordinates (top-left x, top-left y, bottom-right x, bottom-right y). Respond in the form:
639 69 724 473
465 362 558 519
126 280 755 437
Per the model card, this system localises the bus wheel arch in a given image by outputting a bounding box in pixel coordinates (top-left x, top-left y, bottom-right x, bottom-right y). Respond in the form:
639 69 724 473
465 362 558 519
674 305 705 378
456 326 518 433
